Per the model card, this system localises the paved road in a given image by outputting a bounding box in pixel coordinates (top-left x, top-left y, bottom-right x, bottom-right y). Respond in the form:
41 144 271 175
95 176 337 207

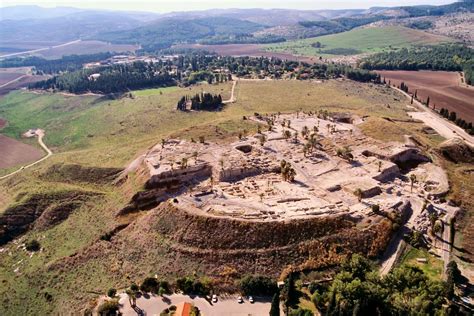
119 293 274 316
0 40 81 58
0 129 52 180
392 86 474 147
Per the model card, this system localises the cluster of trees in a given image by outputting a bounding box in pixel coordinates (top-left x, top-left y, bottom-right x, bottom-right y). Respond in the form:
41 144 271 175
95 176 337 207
280 160 296 182
399 81 409 93
239 275 278 296
360 45 474 85
310 254 456 315
31 61 176 94
175 277 211 295
439 108 474 135
345 68 381 83
0 52 113 74
177 93 223 111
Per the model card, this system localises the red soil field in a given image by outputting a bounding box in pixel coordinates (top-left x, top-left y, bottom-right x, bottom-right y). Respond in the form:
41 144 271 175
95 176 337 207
173 43 318 63
377 70 474 123
0 135 44 169
0 72 25 86
0 75 48 97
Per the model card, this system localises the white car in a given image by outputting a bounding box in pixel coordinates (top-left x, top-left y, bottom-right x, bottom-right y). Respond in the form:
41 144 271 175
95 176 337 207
237 296 243 303
212 294 218 303
249 296 254 303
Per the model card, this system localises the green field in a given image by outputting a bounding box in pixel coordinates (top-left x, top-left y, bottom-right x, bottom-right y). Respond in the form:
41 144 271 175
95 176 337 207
399 247 444 281
265 26 453 58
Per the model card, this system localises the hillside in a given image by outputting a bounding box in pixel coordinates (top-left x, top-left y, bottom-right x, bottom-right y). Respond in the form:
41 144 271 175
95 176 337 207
264 26 454 58
94 17 268 49
0 12 147 43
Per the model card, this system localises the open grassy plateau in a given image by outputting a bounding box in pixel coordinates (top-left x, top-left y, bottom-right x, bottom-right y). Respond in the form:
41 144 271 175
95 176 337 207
0 79 472 314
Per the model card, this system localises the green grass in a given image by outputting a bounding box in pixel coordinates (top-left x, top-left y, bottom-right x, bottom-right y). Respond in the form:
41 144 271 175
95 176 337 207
265 26 453 58
132 86 180 97
399 247 444 281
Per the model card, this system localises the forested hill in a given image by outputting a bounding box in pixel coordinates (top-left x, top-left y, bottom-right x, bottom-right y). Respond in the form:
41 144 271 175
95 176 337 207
93 17 278 50
359 45 474 85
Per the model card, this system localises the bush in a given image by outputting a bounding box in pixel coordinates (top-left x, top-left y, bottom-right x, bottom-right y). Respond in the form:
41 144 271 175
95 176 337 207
140 277 159 293
130 283 139 292
25 239 40 251
239 275 278 296
107 288 117 298
98 299 119 316
176 277 210 295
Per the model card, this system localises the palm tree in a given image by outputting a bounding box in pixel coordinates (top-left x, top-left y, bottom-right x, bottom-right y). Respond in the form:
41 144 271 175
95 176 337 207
260 134 267 146
301 126 309 138
161 138 166 149
378 161 382 172
181 157 188 169
354 188 363 202
192 151 199 164
410 174 417 193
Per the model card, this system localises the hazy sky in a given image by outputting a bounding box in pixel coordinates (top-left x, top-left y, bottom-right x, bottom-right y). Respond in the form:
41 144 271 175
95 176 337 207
0 0 456 12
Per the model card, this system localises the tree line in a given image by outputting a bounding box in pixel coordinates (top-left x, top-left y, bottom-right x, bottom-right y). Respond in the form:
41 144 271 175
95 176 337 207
177 93 223 111
360 45 474 85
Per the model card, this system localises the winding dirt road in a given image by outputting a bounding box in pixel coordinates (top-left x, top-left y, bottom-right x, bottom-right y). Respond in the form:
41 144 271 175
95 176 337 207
0 129 52 180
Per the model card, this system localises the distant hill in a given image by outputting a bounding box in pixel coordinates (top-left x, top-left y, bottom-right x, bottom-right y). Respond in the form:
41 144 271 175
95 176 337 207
0 11 150 42
0 5 83 20
94 17 269 50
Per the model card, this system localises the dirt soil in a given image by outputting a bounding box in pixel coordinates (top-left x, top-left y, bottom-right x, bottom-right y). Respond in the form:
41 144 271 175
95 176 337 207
0 134 44 169
377 70 474 123
0 118 6 129
173 43 318 63
0 75 49 96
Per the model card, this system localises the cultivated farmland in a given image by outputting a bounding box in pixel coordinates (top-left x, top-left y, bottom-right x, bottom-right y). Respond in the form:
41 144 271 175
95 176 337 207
377 70 474 122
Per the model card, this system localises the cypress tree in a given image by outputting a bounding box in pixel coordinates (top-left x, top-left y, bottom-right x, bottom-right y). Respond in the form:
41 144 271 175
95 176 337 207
269 290 280 316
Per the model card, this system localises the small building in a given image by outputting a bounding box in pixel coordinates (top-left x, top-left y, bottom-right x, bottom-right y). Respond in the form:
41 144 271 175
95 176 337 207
175 302 193 316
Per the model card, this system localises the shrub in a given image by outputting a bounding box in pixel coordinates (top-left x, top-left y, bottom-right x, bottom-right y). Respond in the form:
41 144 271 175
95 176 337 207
140 277 159 293
107 288 117 298
25 239 40 251
239 275 278 296
98 299 119 316
130 283 139 292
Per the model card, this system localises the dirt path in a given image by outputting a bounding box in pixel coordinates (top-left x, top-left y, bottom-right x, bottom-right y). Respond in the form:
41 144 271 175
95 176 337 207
379 198 424 275
0 40 81 58
223 78 238 104
0 75 28 88
392 86 474 147
0 129 52 180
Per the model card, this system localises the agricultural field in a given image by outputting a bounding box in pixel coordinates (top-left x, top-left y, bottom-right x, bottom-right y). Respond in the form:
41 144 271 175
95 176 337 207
264 26 454 58
173 43 318 63
377 70 474 123
0 67 31 86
